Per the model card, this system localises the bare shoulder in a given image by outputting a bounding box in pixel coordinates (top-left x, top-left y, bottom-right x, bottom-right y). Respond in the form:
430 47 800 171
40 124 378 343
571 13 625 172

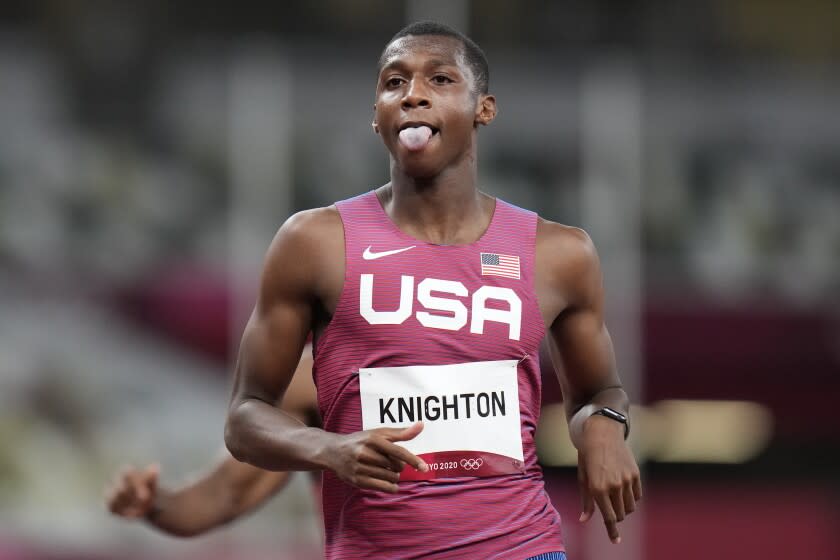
269 206 342 251
535 217 603 314
266 205 341 262
260 205 344 300
536 217 599 276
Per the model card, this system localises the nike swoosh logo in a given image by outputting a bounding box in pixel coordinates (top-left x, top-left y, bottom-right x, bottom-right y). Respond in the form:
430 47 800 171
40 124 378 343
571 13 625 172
363 245 417 260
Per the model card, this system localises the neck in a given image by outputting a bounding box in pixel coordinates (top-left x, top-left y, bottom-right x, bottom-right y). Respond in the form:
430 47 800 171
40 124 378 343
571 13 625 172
382 150 491 245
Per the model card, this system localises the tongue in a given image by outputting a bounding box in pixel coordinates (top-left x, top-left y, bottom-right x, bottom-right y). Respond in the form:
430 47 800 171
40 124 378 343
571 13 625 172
398 126 433 151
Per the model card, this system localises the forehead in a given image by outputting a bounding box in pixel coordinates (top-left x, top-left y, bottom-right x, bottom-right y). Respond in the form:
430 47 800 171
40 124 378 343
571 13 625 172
379 35 466 71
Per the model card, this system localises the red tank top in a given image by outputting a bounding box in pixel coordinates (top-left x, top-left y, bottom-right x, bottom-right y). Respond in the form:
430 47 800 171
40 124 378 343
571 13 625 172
313 190 564 559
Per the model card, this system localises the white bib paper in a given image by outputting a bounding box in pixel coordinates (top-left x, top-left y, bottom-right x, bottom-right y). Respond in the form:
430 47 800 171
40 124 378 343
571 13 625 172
359 360 524 480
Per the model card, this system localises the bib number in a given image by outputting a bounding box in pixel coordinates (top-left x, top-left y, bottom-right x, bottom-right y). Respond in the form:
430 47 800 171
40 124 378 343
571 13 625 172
359 360 525 480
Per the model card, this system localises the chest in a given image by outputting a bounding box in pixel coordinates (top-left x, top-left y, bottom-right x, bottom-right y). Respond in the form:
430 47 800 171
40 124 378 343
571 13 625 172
314 241 563 337
359 272 524 341
320 244 550 355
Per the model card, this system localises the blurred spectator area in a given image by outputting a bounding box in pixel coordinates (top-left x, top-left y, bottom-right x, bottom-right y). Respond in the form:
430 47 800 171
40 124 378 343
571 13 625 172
2 1 838 298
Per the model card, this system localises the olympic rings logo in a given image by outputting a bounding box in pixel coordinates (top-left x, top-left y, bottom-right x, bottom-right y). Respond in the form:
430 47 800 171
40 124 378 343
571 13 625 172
459 458 484 470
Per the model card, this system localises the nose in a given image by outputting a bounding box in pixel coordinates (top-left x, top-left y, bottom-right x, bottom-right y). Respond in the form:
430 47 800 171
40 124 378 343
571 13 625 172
401 78 431 110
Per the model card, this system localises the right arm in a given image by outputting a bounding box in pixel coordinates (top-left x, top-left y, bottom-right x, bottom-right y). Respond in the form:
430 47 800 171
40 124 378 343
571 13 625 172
105 456 292 538
148 459 289 537
224 208 427 492
105 350 319 537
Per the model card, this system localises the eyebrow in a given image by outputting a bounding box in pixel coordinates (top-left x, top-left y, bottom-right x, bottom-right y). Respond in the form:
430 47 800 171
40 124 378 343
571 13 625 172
380 58 460 74
425 58 459 69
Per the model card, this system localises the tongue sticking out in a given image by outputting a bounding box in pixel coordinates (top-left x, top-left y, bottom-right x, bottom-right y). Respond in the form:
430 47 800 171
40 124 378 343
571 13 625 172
398 126 433 151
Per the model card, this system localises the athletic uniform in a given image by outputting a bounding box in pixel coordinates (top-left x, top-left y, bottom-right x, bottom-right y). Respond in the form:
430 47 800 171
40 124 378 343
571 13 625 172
313 191 565 559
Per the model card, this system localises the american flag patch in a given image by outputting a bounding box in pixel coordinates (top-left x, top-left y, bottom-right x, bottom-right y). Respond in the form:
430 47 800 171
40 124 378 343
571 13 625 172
480 253 520 279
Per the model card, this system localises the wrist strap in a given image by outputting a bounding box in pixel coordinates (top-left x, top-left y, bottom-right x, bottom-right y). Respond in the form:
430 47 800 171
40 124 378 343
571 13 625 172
591 408 630 440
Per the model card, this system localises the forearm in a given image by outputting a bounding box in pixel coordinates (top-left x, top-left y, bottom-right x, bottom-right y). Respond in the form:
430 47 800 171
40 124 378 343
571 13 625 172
567 387 629 449
225 398 337 472
144 454 293 538
144 482 235 538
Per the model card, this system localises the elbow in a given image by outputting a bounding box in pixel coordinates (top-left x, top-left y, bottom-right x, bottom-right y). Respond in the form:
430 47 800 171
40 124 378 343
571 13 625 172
224 406 249 463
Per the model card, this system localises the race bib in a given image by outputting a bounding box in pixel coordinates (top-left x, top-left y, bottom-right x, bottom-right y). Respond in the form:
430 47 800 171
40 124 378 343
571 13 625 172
359 360 524 481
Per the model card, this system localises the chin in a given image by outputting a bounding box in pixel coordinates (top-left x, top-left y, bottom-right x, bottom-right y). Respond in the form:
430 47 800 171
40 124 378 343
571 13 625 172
398 158 445 180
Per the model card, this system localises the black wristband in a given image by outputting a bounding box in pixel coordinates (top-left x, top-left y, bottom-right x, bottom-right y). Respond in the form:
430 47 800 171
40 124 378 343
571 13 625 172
591 407 630 440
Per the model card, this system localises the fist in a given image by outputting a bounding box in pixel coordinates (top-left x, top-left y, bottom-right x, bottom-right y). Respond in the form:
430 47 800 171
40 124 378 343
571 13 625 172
104 463 160 519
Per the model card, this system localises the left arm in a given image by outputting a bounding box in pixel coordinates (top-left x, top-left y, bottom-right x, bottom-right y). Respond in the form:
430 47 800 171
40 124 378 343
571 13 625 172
538 222 642 545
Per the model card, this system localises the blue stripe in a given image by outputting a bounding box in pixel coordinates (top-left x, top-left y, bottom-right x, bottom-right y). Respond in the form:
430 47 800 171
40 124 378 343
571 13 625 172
526 553 567 560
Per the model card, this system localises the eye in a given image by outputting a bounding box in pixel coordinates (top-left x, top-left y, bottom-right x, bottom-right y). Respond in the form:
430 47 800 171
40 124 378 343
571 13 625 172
432 75 454 85
386 77 405 88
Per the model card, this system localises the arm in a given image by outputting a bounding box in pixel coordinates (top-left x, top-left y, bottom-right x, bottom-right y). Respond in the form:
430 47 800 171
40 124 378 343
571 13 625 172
151 457 290 537
538 222 642 544
125 456 292 538
224 208 427 491
105 348 319 537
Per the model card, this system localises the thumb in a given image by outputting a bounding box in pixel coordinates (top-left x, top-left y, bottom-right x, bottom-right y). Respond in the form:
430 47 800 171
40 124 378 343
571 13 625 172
145 463 160 495
135 464 158 503
388 421 424 442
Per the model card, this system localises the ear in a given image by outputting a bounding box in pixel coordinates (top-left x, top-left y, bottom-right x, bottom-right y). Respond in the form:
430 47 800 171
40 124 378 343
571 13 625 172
372 104 380 134
474 94 497 127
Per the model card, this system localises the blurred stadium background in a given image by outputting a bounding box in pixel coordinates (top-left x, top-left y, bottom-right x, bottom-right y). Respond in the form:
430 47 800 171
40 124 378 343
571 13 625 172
1 1 839 559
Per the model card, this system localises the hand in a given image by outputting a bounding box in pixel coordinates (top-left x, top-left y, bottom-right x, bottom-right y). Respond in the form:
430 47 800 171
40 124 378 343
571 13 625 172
105 463 160 519
577 415 642 544
327 422 429 493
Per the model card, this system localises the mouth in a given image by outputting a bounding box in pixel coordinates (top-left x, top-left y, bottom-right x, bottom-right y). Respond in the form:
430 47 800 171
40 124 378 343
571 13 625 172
398 121 441 135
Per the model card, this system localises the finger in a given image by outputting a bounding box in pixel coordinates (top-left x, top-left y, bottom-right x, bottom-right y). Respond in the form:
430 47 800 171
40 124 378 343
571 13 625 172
393 422 427 471
121 507 147 519
364 449 406 472
357 447 399 470
113 473 127 493
109 492 135 516
610 484 626 522
623 481 636 515
112 465 137 487
372 439 428 472
594 492 620 544
579 485 595 523
131 473 150 503
633 476 643 501
108 485 129 507
383 422 424 443
113 474 137 503
357 464 400 484
354 475 399 494
117 466 139 487
577 454 594 523
145 463 160 493
111 474 146 513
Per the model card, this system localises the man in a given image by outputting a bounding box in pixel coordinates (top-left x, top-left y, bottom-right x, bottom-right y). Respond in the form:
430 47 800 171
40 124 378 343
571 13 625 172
104 347 319 536
225 21 641 559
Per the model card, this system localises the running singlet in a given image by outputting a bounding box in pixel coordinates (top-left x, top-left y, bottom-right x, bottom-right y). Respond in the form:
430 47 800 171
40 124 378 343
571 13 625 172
313 191 565 559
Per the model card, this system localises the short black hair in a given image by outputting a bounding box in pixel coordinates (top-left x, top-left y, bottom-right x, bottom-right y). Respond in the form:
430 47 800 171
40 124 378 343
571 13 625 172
378 21 490 95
